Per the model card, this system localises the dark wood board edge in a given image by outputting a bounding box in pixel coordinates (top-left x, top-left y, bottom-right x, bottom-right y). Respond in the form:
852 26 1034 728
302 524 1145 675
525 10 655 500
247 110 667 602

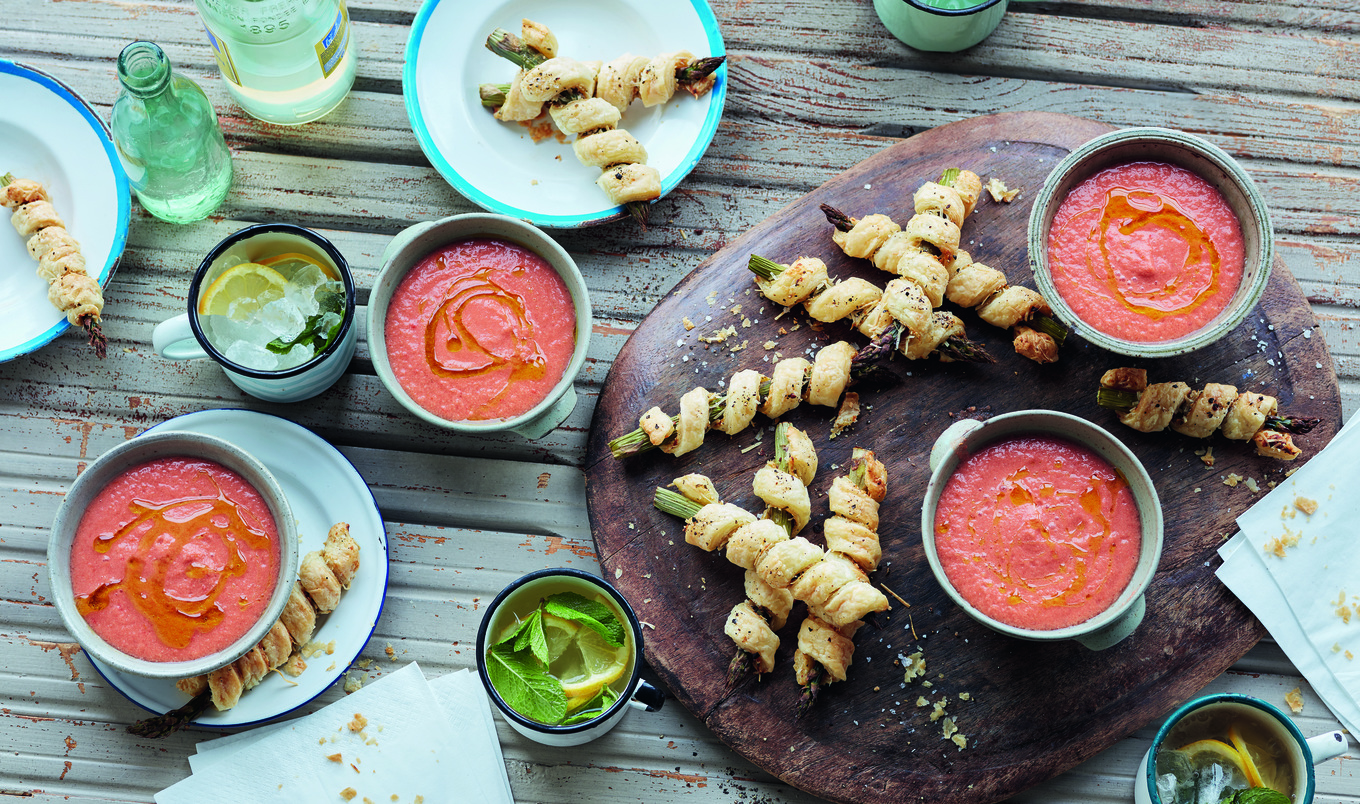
584 112 1343 804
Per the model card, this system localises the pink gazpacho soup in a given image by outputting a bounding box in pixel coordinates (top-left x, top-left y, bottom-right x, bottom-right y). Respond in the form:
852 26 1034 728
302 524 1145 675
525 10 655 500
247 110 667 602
933 435 1141 631
384 238 577 422
70 457 280 663
1047 161 1245 343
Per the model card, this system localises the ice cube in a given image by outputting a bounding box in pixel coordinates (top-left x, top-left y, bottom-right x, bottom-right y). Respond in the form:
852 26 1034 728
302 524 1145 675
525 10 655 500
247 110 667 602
1193 760 1248 804
274 342 315 371
202 314 273 353
284 264 328 317
259 298 306 340
224 339 279 372
1155 774 1179 804
1154 750 1195 804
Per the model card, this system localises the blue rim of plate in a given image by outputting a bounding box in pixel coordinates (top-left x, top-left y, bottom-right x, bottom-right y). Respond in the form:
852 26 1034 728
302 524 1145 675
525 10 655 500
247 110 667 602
0 59 131 363
86 409 389 728
402 0 727 229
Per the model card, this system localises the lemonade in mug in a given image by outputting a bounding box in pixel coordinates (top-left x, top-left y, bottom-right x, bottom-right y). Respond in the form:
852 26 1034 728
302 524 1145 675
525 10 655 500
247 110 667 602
198 247 345 372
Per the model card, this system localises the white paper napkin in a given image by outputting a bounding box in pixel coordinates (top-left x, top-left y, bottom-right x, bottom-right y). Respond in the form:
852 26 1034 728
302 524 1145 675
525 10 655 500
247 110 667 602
1216 413 1360 735
158 664 513 804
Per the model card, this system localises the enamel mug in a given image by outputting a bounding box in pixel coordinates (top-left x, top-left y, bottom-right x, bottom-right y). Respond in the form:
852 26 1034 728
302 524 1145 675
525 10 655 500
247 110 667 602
476 568 664 747
151 223 357 403
1135 693 1347 804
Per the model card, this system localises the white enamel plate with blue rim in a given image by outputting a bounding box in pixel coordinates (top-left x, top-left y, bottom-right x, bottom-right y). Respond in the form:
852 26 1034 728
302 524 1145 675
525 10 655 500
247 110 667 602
0 61 129 362
86 410 390 728
404 0 726 228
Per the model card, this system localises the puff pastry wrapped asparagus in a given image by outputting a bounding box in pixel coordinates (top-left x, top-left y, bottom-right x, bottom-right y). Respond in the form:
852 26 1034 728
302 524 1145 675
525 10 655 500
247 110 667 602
748 254 990 363
1 173 106 357
480 21 724 223
1097 368 1319 460
611 339 896 460
654 431 889 711
820 169 1067 364
128 523 361 737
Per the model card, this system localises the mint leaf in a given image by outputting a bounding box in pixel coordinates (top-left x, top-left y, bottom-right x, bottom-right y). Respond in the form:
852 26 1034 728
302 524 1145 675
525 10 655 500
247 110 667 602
494 616 531 649
512 609 549 666
545 592 625 647
265 293 346 355
485 644 566 723
1230 790 1291 804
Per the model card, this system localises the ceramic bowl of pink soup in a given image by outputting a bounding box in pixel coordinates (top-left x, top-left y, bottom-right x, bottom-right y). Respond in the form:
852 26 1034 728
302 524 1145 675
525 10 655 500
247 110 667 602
368 213 592 440
920 410 1164 651
47 431 299 679
1027 127 1273 358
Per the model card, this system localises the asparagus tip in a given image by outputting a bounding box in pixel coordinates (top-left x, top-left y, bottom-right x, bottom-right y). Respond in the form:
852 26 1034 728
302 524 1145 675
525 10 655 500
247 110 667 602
625 200 650 229
127 690 211 738
819 203 854 233
81 316 107 359
726 647 754 687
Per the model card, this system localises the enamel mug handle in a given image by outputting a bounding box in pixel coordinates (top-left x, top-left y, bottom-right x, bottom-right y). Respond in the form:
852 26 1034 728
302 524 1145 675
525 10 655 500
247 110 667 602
152 313 209 361
627 678 665 713
1308 730 1348 763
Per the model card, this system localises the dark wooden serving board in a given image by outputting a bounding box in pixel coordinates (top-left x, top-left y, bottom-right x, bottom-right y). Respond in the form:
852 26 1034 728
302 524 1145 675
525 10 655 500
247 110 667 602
583 112 1342 804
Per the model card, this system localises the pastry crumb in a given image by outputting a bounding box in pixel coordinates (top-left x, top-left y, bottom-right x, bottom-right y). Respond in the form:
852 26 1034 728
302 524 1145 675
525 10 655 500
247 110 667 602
347 713 367 733
902 651 926 683
985 177 1020 202
830 392 861 439
930 697 949 722
385 643 396 662
682 316 695 331
340 789 357 802
1197 446 1215 468
327 752 343 762
344 671 365 694
1285 687 1304 714
1295 496 1318 515
1224 473 1243 487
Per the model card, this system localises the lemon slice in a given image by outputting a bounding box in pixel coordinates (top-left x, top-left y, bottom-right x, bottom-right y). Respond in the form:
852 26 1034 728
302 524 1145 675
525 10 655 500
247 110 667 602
198 262 289 318
554 627 629 701
1178 739 1250 779
1227 725 1266 788
259 251 339 280
541 613 579 664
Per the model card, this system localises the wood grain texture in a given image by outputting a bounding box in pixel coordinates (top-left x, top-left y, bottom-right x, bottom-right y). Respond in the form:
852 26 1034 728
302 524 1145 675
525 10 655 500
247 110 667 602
585 113 1343 804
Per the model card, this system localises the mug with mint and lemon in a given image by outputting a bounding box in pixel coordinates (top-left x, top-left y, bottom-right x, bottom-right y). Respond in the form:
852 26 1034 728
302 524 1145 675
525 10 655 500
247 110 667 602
477 568 663 746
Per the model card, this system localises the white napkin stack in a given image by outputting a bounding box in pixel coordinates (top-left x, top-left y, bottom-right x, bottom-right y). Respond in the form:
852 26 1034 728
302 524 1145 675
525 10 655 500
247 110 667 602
156 663 513 804
1216 413 1360 736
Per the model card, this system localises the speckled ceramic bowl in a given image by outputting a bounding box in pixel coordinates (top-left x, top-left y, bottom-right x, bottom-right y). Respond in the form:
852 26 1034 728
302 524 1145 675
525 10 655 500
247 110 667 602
1027 127 1273 358
920 410 1163 650
368 213 592 439
47 431 298 679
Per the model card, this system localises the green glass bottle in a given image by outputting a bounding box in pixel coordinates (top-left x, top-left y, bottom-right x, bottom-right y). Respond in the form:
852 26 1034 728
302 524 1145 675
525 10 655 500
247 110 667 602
111 41 233 224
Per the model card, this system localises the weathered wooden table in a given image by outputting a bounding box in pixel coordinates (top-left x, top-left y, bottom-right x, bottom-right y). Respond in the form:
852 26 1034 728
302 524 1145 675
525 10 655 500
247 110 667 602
2 1 1358 802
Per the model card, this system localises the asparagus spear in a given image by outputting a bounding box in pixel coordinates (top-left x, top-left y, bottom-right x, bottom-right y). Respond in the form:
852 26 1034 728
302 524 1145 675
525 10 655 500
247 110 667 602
2 172 106 357
480 30 725 228
748 254 993 364
818 202 1069 346
1096 387 1320 435
607 341 897 460
651 423 799 689
126 690 212 738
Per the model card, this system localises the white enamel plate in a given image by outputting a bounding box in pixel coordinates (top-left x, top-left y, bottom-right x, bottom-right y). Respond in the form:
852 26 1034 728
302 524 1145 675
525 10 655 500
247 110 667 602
87 410 389 728
0 60 129 362
404 0 726 228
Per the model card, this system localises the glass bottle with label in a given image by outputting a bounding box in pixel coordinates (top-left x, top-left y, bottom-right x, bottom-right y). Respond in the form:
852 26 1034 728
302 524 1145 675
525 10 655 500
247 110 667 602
195 0 356 125
110 41 233 224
